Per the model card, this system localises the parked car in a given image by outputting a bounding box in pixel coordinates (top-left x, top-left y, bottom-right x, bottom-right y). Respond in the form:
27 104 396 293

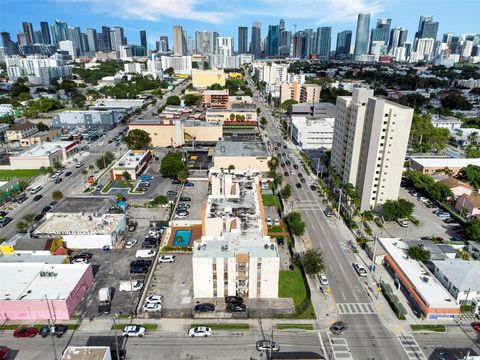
140 175 153 182
125 239 138 249
143 302 163 312
300 178 306 183
75 162 84 168
295 183 302 188
167 190 178 196
309 184 317 191
0 217 13 227
396 219 409 228
171 179 181 184
136 249 156 259
145 294 163 304
437 212 451 218
471 322 480 333
13 327 38 338
225 296 243 305
180 196 191 202
184 182 194 187
71 257 88 264
122 325 145 337
158 254 176 263
293 164 299 169
65 171 72 177
266 217 273 226
330 321 348 335
33 195 43 201
284 171 289 176
77 252 93 259
226 303 247 312
318 274 328 285
194 303 215 313
353 263 367 277
188 326 212 337
256 340 279 352
177 203 191 209
41 205 52 214
0 347 8 360
142 242 157 249
324 208 334 217
176 210 189 218
39 325 67 338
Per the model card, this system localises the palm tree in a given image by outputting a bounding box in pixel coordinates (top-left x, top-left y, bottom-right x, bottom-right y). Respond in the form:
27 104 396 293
81 169 88 176
468 131 478 145
52 190 63 202
459 249 470 260
88 164 95 174
177 169 188 183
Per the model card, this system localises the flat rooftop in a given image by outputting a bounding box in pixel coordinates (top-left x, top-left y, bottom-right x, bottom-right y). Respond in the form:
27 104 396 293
207 104 256 112
61 346 110 360
431 259 480 291
0 253 68 264
379 238 458 310
13 141 76 157
411 158 480 168
214 141 269 157
54 196 117 213
34 213 125 236
113 150 149 169
0 263 90 301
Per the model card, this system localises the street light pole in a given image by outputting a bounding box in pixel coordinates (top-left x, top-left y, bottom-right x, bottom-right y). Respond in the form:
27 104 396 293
44 295 58 360
113 313 121 358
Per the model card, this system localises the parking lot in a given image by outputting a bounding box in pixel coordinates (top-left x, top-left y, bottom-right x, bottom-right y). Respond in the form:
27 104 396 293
375 187 464 242
173 180 209 221
146 253 194 317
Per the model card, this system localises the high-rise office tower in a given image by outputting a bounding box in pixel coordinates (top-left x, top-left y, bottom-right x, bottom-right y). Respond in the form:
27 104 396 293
331 88 413 211
216 36 233 57
110 26 126 51
140 30 147 49
316 27 331 58
293 31 304 58
1 32 11 48
279 30 292 57
186 36 194 55
17 33 28 46
32 31 43 44
159 36 169 52
370 18 391 51
415 16 439 40
173 25 186 55
195 31 217 55
266 25 280 57
101 26 111 52
238 27 248 54
51 20 68 45
336 30 352 57
1 32 18 55
303 29 314 58
388 27 408 53
86 28 98 52
251 21 261 59
22 22 34 45
354 13 370 56
79 33 89 53
66 26 82 56
279 19 285 31
40 21 51 44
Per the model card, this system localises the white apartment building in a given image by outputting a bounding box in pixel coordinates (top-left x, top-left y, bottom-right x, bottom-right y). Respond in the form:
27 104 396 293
252 62 289 84
146 54 163 79
58 40 76 60
5 54 72 85
160 55 192 75
192 171 279 299
124 62 145 74
331 88 414 211
215 37 233 57
291 116 335 150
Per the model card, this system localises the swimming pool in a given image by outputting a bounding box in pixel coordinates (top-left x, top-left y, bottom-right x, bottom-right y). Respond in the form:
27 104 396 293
173 229 192 246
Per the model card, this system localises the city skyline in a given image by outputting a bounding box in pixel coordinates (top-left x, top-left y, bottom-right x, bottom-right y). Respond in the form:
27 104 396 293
1 0 479 48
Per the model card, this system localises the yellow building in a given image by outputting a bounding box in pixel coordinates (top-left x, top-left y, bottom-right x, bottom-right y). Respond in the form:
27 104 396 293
192 69 226 88
128 119 223 148
213 141 271 172
205 104 257 123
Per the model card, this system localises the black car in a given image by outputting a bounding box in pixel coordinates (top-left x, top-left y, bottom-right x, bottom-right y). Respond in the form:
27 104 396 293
310 184 317 191
297 173 303 178
34 213 45 222
171 179 181 184
324 208 334 217
16 194 27 203
180 196 191 202
98 302 112 315
130 266 148 274
111 349 127 360
41 206 52 214
330 321 348 335
300 178 306 183
284 171 289 176
142 242 157 249
77 252 93 259
0 217 13 227
280 163 285 167
39 325 67 338
285 160 291 166
33 195 43 201
295 183 302 188
65 171 72 177
283 145 287 149
225 296 244 305
276 237 285 246
143 237 157 245
131 259 152 267
54 177 62 184
194 303 215 313
277 153 282 158
293 164 299 169
226 303 247 313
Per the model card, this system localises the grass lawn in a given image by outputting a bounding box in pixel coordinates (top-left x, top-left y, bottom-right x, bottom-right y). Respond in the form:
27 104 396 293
112 323 157 330
0 169 42 179
268 225 282 233
262 194 282 210
277 324 314 330
192 323 250 330
410 324 446 332
278 269 315 319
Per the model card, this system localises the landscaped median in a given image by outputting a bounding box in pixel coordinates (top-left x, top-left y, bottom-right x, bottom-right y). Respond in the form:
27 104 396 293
277 323 314 330
191 323 250 330
410 324 446 332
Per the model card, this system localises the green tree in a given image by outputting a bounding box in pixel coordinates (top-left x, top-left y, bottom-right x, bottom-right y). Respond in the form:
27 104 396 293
0 114 15 125
96 151 115 169
280 184 292 199
52 190 63 202
37 122 49 131
160 151 187 178
122 171 131 181
465 218 480 242
165 95 181 106
285 211 306 236
301 249 324 275
16 220 29 232
123 129 150 150
280 99 298 113
382 199 415 221
459 249 470 260
71 92 86 108
441 94 473 110
164 67 175 76
53 161 62 170
207 83 224 90
407 246 431 262
409 113 450 153
177 169 188 182
228 164 235 172
398 93 429 109
458 165 480 189
260 117 267 127
182 94 202 106
151 195 168 206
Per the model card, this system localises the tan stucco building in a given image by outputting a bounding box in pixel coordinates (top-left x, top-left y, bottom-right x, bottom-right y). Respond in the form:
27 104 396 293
19 129 61 147
8 141 79 169
213 141 271 172
110 150 152 180
6 121 38 142
205 104 257 123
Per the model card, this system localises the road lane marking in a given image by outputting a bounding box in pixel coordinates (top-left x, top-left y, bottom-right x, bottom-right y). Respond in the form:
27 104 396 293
327 333 353 360
336 302 376 315
397 333 427 360
318 332 330 360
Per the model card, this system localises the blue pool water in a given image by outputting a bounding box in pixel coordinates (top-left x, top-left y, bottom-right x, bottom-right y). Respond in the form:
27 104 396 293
173 230 192 246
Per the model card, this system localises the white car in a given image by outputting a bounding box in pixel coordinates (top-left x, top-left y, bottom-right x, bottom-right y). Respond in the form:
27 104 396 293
188 326 212 337
75 162 84 168
71 257 88 264
318 274 328 286
143 302 163 312
158 254 176 263
125 239 137 249
274 218 280 226
266 217 273 226
396 219 409 228
122 325 146 337
145 294 163 304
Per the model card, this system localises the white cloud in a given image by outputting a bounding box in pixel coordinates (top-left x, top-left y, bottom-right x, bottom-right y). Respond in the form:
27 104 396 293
61 0 230 24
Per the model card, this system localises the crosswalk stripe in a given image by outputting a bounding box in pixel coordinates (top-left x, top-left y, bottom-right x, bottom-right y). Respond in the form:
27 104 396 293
397 333 427 360
336 302 377 315
327 333 353 360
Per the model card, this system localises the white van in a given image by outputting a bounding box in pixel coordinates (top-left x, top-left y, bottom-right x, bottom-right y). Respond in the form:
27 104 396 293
30 185 43 194
119 280 144 292
135 249 156 259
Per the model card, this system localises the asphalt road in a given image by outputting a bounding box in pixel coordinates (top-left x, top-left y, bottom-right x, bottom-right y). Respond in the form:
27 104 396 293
246 75 409 360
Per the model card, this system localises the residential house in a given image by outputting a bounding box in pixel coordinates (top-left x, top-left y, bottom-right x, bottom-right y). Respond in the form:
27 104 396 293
455 195 480 218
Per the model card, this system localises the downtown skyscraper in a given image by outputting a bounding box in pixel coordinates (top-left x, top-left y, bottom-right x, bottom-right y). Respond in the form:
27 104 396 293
251 21 261 59
354 13 370 56
316 27 331 59
238 26 248 54
173 25 186 55
336 30 352 57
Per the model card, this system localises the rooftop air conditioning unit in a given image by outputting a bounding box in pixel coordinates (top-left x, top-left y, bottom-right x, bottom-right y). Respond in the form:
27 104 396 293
264 244 268 249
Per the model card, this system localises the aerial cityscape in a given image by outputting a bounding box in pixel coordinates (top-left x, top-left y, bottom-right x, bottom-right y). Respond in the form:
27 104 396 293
0 1 480 359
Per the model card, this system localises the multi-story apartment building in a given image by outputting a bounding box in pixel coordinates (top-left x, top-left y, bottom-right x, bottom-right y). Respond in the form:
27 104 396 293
5 54 72 85
160 55 192 75
331 88 414 211
193 171 279 299
5 121 38 142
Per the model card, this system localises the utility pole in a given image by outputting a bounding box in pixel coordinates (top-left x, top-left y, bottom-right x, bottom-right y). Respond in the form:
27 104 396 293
113 313 121 358
44 295 58 360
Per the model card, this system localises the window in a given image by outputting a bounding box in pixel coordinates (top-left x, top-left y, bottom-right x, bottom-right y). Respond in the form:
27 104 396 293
212 264 216 271
257 262 262 269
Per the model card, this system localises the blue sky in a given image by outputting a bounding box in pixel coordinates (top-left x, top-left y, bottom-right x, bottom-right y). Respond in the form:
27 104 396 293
1 0 478 49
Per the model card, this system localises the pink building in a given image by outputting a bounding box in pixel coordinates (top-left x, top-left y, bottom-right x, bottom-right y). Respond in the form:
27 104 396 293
0 263 93 321
438 178 473 198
